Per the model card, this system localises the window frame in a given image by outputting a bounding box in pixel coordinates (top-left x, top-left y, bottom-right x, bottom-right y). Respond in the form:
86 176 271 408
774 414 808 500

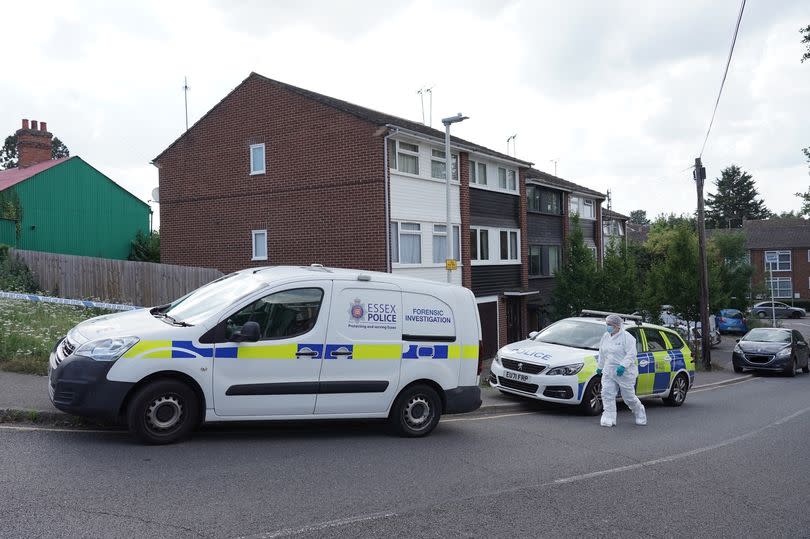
472 227 519 265
396 221 422 264
432 224 461 263
764 250 791 272
249 143 266 175
766 276 792 299
251 229 268 261
395 141 420 176
225 287 325 341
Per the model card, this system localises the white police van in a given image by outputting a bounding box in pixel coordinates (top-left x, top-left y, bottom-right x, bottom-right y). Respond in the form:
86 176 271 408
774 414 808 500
49 266 482 444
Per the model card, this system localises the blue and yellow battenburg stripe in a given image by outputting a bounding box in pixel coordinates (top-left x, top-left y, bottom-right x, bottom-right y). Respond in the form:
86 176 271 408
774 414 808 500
122 340 479 361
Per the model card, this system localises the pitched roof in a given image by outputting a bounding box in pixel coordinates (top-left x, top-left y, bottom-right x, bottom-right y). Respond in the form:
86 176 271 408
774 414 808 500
524 167 605 199
743 218 810 249
0 157 71 192
626 222 650 243
603 208 629 221
154 72 534 167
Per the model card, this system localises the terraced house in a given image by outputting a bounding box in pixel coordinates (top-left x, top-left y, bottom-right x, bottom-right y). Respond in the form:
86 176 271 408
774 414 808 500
153 73 537 357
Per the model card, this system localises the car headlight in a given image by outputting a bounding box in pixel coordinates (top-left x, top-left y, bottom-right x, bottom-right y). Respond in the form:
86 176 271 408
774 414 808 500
74 337 139 362
775 347 791 359
493 354 502 366
733 344 742 354
546 363 584 376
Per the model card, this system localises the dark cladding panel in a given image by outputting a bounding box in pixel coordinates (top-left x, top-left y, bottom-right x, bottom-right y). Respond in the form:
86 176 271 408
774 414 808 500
528 213 563 244
471 189 520 228
472 265 521 296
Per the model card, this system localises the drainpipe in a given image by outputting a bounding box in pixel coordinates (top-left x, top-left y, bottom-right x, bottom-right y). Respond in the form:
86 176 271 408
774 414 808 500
383 128 396 273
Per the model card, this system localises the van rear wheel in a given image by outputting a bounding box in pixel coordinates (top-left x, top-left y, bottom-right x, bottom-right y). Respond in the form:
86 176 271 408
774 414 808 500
389 384 442 437
126 379 199 445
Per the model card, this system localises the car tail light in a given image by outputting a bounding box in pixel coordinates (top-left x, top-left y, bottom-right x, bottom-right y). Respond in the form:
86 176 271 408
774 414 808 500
718 317 726 323
477 340 483 375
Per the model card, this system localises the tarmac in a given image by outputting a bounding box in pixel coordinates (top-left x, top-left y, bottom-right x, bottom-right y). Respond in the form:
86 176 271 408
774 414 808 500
0 350 749 424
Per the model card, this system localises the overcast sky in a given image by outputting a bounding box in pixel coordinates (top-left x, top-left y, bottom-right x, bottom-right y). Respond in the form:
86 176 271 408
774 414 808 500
3 0 809 224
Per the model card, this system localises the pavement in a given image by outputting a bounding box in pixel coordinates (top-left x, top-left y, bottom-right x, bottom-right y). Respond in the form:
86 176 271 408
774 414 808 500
0 336 749 422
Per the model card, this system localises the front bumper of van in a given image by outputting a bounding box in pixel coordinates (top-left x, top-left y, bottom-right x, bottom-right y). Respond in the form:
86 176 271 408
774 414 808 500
48 345 133 420
444 386 481 414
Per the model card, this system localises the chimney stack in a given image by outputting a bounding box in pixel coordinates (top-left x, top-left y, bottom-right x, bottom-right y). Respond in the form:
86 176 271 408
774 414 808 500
15 118 53 168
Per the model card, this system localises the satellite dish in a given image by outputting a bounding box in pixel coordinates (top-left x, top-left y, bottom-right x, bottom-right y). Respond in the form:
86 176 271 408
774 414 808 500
151 187 160 203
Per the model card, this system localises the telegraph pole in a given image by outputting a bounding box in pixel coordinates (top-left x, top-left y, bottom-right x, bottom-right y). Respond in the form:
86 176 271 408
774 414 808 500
694 157 712 370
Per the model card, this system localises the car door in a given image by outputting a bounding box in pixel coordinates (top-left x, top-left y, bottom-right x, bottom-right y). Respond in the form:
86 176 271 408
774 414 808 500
793 330 809 366
315 281 403 415
640 328 672 396
212 282 332 417
625 328 653 395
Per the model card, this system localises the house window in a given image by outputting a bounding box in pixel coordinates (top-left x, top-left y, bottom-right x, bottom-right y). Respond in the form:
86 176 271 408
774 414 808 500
542 190 561 214
498 167 507 189
764 250 791 272
569 195 580 216
529 245 560 277
766 277 792 298
583 199 595 219
396 222 421 263
250 144 265 175
432 224 460 263
393 141 419 175
470 160 477 184
508 170 517 191
430 149 458 181
589 246 597 259
252 229 267 261
569 196 595 219
470 228 489 261
499 230 519 260
527 185 541 212
478 163 488 185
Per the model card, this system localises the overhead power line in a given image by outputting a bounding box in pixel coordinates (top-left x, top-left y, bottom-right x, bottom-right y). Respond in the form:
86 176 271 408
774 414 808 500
699 0 746 158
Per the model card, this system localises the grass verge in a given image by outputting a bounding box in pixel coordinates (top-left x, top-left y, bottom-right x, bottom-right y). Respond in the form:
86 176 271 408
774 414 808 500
0 298 112 375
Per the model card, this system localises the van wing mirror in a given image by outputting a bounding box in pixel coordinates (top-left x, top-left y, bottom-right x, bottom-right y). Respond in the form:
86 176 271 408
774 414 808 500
232 321 261 342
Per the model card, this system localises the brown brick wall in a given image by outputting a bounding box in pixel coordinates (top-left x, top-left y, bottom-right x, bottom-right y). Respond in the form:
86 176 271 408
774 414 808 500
156 75 387 274
498 296 508 349
750 248 809 300
519 168 529 288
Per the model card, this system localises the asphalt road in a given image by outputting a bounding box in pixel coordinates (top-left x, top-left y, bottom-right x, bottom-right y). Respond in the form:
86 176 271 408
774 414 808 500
2 369 810 538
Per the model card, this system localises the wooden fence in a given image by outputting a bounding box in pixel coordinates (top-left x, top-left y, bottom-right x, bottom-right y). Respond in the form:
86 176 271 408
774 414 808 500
8 249 223 307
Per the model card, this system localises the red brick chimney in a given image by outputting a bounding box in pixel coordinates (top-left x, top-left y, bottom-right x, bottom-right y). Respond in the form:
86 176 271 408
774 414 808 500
16 118 53 167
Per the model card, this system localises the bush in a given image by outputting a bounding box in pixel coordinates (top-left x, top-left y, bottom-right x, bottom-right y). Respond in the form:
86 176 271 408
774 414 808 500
0 244 38 293
128 230 160 262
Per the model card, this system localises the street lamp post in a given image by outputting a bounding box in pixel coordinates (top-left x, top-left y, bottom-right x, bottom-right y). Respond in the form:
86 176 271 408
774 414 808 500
442 113 469 283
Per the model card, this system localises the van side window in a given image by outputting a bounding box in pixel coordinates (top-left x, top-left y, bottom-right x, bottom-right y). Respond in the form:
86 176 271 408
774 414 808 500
226 288 323 340
642 329 667 352
626 328 643 354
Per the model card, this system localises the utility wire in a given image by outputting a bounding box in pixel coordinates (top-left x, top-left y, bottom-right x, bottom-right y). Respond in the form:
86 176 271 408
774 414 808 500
699 0 746 158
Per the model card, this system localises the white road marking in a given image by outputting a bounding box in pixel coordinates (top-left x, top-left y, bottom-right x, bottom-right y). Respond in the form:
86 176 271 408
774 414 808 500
237 511 398 539
443 411 535 422
691 376 757 393
692 375 753 389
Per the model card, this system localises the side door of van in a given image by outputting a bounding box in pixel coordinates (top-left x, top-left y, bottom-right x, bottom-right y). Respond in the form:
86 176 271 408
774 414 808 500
315 282 403 415
212 282 332 417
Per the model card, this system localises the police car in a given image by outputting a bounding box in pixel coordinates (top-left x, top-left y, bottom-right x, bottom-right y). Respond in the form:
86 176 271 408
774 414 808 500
489 310 695 414
49 266 483 444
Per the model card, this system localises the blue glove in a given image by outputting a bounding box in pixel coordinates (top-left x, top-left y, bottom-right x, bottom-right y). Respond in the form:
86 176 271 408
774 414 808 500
596 368 602 375
616 365 625 377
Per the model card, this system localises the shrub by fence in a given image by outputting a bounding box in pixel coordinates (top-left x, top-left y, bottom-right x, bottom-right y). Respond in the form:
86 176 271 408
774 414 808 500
8 249 223 307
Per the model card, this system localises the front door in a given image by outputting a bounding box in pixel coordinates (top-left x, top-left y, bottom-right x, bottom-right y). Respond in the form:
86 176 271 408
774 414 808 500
506 297 522 344
213 282 332 416
315 282 402 415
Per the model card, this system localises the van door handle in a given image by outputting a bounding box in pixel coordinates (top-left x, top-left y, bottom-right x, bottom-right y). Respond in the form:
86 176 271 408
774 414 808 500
296 350 319 358
330 347 352 358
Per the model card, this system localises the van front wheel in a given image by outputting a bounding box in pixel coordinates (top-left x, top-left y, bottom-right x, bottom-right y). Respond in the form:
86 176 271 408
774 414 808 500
389 384 442 437
126 379 199 445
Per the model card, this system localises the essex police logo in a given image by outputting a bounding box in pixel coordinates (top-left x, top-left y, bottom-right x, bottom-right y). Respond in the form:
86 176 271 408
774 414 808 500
349 298 365 320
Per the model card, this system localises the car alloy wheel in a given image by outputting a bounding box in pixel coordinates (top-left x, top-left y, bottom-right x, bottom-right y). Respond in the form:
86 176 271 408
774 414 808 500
663 373 689 406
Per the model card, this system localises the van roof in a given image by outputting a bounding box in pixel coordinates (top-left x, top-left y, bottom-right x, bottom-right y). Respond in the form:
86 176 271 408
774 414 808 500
238 265 466 291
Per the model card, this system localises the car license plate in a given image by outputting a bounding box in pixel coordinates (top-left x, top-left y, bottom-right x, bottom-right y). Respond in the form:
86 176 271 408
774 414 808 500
504 370 529 382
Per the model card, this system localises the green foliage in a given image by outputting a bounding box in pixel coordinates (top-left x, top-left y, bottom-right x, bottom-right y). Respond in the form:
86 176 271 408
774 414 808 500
705 165 770 228
128 230 160 262
0 134 71 170
801 24 810 63
591 240 639 314
629 210 650 225
650 212 695 232
551 215 599 320
709 231 753 311
0 244 38 293
0 189 23 241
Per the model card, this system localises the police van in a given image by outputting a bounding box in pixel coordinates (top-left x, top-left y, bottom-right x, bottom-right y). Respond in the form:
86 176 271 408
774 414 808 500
49 265 483 444
489 311 695 414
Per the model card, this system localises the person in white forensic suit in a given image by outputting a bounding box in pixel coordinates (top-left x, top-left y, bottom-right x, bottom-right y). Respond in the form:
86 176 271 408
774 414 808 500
596 314 647 427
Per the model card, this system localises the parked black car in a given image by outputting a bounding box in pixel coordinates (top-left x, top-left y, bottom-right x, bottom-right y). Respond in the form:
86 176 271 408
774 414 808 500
732 328 810 376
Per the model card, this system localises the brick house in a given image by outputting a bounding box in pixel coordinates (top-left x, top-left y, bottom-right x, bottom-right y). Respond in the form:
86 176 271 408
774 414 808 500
153 72 536 358
522 168 606 330
744 218 810 301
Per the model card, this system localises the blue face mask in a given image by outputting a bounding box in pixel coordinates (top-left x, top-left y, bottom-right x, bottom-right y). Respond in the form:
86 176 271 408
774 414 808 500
606 325 613 334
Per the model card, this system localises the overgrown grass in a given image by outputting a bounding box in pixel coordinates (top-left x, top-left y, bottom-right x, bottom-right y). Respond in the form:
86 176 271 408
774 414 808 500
0 299 111 375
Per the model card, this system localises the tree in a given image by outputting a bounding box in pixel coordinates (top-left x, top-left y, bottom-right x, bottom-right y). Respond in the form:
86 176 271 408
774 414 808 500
801 24 810 63
0 134 70 170
705 165 770 228
592 240 639 314
629 210 650 225
128 230 160 262
709 231 752 312
551 215 599 320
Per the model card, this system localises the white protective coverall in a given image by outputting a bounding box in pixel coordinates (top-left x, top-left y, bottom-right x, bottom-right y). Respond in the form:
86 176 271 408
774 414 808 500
597 328 647 426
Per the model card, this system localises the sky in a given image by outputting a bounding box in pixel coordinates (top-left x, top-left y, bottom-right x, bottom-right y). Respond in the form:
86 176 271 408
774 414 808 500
2 0 809 225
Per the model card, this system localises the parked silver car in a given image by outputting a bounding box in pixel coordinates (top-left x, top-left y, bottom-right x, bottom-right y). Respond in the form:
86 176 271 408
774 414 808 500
751 302 806 319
